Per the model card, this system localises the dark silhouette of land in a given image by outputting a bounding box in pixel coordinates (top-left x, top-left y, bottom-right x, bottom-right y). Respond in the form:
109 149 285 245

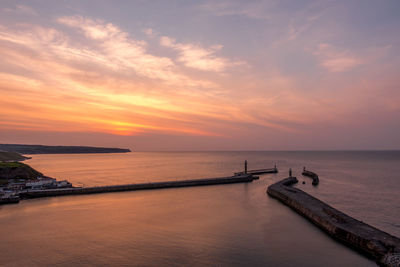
0 144 131 154
0 151 30 161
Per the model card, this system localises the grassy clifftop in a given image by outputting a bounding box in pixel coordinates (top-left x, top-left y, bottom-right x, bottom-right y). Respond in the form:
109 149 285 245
0 151 29 162
0 162 43 180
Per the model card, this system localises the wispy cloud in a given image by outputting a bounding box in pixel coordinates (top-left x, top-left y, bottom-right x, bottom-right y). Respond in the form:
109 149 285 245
314 43 362 72
143 28 157 38
57 16 214 87
1 1 399 149
199 1 271 20
0 15 300 137
160 36 243 72
0 18 223 136
3 4 37 15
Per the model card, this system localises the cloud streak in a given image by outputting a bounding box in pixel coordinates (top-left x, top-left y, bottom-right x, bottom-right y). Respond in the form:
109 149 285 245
1 1 399 150
57 16 215 88
160 36 243 72
0 15 303 139
199 1 271 20
314 43 362 72
3 4 37 15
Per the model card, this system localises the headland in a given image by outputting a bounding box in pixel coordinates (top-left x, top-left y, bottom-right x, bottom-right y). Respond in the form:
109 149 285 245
0 151 73 204
0 144 131 154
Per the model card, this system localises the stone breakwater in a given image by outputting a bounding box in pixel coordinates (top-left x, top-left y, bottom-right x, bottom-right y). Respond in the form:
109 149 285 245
302 170 319 185
20 174 255 199
235 167 278 176
267 177 400 267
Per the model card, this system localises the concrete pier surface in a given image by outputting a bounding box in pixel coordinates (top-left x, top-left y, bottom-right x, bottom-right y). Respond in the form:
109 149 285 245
248 167 278 175
267 177 400 267
20 174 255 199
302 170 319 185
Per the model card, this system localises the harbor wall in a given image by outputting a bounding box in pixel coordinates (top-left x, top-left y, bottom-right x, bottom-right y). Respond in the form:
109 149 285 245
20 174 254 198
302 170 319 185
249 167 278 175
235 167 278 176
267 177 400 267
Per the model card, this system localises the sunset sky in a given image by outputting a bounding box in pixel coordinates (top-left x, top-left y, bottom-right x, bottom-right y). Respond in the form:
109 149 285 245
1 0 399 150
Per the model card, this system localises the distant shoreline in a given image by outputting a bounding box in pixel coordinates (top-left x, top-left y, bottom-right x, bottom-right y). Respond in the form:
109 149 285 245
0 144 131 155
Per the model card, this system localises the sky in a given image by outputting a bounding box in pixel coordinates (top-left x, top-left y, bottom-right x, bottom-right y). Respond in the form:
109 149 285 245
0 0 399 151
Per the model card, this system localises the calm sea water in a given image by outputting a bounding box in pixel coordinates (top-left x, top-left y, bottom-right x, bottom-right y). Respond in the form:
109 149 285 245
1 151 399 266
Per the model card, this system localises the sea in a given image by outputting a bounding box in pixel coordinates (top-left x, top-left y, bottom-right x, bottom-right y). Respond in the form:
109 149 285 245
0 151 399 266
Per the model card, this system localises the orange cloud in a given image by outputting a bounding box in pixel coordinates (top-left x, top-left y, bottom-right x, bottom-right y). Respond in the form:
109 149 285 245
57 16 216 88
0 15 322 140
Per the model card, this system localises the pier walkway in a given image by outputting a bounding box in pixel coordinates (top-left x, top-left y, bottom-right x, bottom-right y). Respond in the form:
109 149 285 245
248 167 278 175
267 177 400 267
235 167 278 176
20 174 255 199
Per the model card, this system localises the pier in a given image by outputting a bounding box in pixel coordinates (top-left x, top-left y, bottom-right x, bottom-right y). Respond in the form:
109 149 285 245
267 177 400 267
247 167 278 175
235 166 278 176
20 174 255 199
302 168 319 185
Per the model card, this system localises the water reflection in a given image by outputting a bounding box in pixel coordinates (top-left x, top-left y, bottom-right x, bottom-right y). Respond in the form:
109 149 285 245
2 151 395 266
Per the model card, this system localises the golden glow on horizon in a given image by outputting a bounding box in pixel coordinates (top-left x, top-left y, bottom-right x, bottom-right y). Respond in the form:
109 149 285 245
1 7 398 148
0 17 310 138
